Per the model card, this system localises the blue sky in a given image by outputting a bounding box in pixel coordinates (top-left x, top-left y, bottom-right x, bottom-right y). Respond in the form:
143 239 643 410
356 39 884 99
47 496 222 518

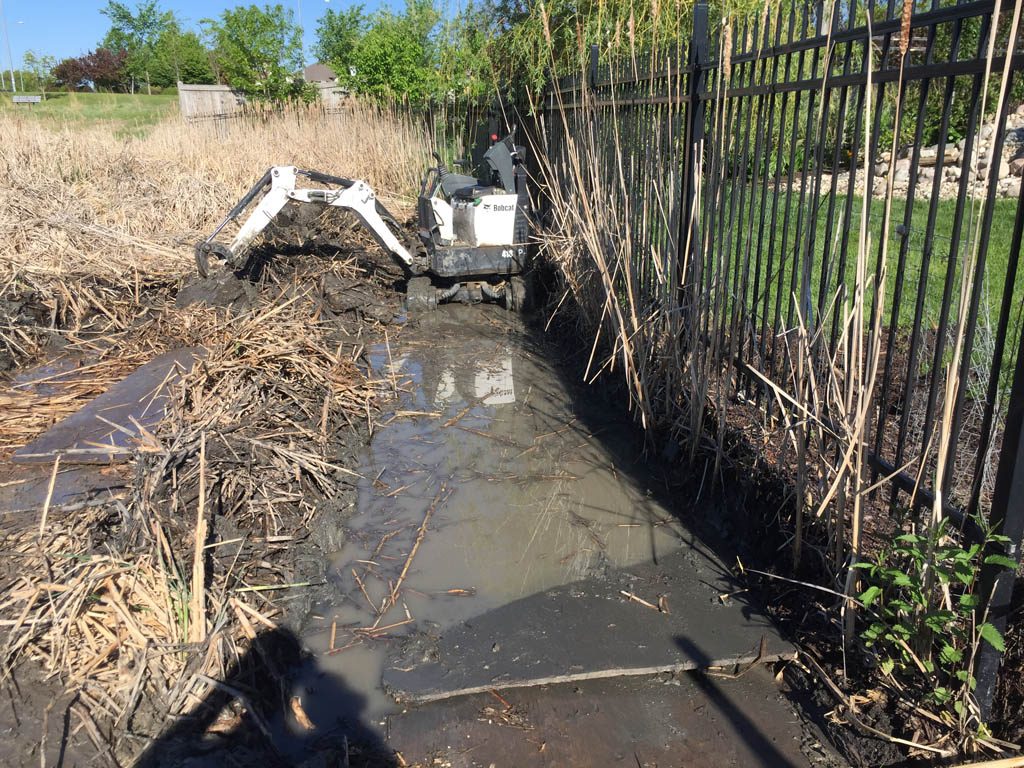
0 0 391 68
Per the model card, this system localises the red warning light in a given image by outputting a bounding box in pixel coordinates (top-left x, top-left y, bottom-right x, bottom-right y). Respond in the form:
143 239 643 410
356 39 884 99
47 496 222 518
490 134 498 141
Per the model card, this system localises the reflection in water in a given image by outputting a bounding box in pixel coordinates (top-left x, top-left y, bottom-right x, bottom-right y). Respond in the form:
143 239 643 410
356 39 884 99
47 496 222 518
296 306 687 725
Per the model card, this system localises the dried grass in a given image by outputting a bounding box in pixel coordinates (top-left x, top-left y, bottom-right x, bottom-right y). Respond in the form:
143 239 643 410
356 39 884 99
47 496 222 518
0 102 421 762
0 254 390 762
0 100 430 376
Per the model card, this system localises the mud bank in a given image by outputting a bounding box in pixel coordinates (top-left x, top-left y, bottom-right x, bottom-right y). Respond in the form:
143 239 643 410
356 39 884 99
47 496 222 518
156 304 839 768
0 250 399 767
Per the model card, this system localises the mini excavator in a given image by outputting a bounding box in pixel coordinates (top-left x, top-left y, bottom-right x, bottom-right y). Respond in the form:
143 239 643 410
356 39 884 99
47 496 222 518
194 128 532 311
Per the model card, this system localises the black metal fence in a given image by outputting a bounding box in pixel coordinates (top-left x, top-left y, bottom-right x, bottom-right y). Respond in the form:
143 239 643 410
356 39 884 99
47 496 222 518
540 0 1024 714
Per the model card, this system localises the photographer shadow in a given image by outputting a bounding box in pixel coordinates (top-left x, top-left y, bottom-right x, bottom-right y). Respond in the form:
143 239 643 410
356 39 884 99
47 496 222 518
134 628 396 768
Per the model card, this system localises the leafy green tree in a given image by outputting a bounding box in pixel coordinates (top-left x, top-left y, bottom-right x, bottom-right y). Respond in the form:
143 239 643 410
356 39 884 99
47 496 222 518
22 51 57 93
315 0 493 103
150 22 214 86
436 1 493 99
100 0 174 93
203 4 311 102
314 6 365 78
346 0 440 101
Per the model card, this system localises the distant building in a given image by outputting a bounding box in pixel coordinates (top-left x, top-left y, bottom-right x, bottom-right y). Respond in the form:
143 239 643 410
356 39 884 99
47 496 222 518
303 63 338 85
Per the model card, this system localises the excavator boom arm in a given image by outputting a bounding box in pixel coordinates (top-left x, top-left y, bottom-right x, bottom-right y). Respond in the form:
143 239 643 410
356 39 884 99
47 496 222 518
195 166 417 277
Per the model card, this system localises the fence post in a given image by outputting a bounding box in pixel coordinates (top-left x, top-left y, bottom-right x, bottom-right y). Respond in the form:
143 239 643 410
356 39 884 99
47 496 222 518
975 329 1024 718
679 3 710 296
589 44 599 90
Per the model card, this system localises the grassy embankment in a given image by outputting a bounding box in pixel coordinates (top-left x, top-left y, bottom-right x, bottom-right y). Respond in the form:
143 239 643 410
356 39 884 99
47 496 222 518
0 91 178 134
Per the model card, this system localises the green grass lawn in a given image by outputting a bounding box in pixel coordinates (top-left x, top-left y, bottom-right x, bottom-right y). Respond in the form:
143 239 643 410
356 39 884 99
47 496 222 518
722 187 1020 337
0 91 178 135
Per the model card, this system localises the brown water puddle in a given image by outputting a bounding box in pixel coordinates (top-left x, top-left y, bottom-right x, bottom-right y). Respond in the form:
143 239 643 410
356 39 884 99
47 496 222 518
293 305 691 724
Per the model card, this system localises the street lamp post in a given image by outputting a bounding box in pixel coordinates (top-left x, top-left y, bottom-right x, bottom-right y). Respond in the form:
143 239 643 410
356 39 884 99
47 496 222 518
0 0 16 93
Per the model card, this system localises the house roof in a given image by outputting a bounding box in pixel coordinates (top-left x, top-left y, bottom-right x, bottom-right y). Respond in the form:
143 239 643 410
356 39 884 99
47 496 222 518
303 63 337 83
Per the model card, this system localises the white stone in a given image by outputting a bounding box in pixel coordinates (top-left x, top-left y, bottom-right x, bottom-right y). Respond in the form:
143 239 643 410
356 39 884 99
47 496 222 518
1000 159 1011 179
895 168 911 183
1007 178 1022 198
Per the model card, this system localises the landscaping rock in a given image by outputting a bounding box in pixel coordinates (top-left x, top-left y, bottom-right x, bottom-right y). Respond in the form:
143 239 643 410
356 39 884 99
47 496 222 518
918 145 938 165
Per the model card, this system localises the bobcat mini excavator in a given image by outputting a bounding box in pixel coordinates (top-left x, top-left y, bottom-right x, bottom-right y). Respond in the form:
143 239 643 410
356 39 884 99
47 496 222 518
194 130 531 311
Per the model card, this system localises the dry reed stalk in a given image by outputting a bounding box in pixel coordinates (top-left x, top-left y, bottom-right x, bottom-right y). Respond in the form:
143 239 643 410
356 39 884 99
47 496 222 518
189 432 208 645
0 100 425 374
373 485 449 626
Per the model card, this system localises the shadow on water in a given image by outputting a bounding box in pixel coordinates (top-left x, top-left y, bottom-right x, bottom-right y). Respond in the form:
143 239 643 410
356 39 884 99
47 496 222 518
134 628 395 768
514 306 755 579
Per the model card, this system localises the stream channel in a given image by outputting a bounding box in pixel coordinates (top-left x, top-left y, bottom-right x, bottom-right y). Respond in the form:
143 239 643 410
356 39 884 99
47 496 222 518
269 305 820 767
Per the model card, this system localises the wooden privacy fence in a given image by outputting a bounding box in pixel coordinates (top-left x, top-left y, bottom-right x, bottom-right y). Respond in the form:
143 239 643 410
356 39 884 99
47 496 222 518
177 83 246 122
537 0 1024 715
177 82 352 122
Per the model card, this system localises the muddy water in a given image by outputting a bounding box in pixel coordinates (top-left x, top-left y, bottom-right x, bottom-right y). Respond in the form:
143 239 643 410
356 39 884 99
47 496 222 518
291 305 690 734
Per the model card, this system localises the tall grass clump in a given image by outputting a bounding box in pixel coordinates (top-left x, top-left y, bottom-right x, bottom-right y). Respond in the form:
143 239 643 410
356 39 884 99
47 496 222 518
0 100 430 282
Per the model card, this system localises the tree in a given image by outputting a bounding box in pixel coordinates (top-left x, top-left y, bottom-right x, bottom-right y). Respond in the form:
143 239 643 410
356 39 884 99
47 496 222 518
150 23 214 86
436 2 493 99
88 48 130 90
203 4 310 102
314 6 365 78
22 51 57 93
53 57 90 90
100 1 174 93
346 0 441 102
52 49 128 91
